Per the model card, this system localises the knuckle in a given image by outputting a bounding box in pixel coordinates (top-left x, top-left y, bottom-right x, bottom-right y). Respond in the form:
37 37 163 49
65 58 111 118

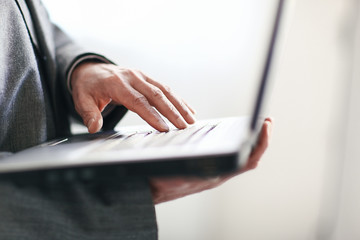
120 68 134 79
133 69 143 75
169 104 176 113
128 69 139 79
179 101 189 114
152 88 165 100
132 95 148 109
126 69 144 84
162 85 172 94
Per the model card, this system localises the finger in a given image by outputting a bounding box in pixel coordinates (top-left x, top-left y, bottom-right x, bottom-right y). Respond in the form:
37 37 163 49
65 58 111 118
112 86 170 132
131 79 188 129
264 117 273 137
247 119 272 166
74 94 103 134
215 119 273 180
140 73 196 125
182 99 196 115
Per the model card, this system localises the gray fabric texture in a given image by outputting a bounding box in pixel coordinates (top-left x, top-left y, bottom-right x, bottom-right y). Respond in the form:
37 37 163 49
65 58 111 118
0 0 54 152
0 0 158 239
0 179 158 240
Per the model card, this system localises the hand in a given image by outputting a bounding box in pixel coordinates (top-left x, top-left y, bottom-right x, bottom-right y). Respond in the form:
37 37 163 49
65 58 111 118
150 118 273 204
71 62 196 133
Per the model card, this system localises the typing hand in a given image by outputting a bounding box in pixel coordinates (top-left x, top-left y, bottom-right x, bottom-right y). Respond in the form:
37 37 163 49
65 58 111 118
70 62 196 133
150 118 273 204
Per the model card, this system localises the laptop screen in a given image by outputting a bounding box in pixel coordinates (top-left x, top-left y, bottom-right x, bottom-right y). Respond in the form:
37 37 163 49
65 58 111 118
251 0 285 131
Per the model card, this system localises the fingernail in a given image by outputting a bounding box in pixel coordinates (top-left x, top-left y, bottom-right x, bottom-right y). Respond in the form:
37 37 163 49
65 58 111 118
159 120 169 132
269 117 274 123
191 108 197 115
187 111 196 124
176 117 187 129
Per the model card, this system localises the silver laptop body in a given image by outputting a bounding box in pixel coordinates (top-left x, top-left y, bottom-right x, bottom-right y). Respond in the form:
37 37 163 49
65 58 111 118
0 0 284 184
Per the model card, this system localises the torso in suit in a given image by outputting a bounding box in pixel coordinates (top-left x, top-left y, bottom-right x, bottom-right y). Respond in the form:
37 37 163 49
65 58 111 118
0 0 56 152
0 1 157 239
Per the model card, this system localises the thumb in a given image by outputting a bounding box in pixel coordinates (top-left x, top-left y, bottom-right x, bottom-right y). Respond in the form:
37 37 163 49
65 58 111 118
85 114 103 134
76 97 104 134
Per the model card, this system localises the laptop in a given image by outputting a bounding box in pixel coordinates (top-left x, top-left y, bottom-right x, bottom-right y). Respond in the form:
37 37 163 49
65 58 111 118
0 0 285 185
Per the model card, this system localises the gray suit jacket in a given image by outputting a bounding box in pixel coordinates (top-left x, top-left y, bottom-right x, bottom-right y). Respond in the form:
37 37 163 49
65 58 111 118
0 0 157 239
0 0 127 153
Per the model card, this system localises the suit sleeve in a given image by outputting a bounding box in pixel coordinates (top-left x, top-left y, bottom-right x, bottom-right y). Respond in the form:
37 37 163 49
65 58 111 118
52 25 128 131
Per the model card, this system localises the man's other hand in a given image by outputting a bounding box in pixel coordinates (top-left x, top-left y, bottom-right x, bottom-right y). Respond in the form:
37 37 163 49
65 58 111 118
150 118 273 204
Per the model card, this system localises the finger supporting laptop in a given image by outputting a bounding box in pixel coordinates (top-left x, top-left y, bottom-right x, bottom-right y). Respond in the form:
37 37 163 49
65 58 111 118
247 118 272 169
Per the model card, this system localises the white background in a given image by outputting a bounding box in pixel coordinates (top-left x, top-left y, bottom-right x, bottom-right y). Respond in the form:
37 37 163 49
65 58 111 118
42 0 360 239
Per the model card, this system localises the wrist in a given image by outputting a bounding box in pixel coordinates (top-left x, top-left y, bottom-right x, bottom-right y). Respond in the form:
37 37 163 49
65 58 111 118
67 54 112 94
70 61 99 90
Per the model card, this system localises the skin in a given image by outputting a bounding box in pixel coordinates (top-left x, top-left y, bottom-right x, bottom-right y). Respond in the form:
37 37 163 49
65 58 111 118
71 62 196 134
150 118 272 204
71 62 273 204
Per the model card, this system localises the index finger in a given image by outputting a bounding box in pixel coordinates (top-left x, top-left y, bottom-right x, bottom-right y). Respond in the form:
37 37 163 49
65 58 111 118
110 84 170 132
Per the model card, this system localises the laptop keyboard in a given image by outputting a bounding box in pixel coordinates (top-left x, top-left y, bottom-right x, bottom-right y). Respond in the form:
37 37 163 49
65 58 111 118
94 123 218 152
